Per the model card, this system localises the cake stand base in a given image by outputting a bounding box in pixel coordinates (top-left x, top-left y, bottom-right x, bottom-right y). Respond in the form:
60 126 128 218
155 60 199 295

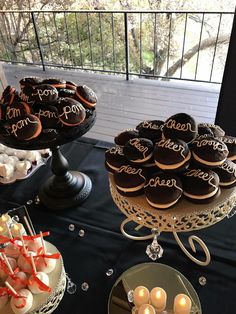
39 171 92 210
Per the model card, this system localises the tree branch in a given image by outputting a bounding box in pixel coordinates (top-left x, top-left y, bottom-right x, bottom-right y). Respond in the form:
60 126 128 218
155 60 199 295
163 34 230 77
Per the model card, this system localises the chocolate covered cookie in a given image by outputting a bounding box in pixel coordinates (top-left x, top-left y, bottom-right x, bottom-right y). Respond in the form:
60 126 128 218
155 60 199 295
58 89 75 98
163 113 197 143
10 114 42 140
154 138 191 172
19 77 42 89
124 138 154 164
42 78 66 90
114 129 139 146
136 120 164 142
1 86 17 105
191 136 228 167
114 164 146 196
198 123 225 137
105 146 127 173
182 168 220 203
214 159 236 188
58 98 86 126
34 105 59 129
144 173 183 209
66 81 77 90
19 85 35 105
217 136 236 162
5 102 31 123
31 84 58 104
197 124 214 137
75 85 97 109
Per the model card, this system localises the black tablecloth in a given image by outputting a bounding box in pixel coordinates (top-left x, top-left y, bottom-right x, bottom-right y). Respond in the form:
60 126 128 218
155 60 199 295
0 137 236 314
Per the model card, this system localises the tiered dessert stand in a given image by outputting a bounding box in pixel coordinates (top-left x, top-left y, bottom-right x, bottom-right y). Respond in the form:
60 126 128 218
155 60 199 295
109 175 236 266
0 111 96 210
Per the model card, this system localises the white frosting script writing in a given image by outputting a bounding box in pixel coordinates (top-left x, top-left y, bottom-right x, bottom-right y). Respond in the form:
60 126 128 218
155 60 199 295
32 88 57 101
59 104 83 120
129 138 149 158
158 139 186 158
109 146 124 156
36 109 58 119
165 119 196 133
11 117 38 137
6 107 21 120
185 169 217 188
220 162 236 175
194 138 227 152
118 165 145 179
145 176 182 191
141 121 163 130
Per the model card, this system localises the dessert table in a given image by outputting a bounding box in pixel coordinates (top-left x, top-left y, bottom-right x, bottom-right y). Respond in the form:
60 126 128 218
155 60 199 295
0 137 235 314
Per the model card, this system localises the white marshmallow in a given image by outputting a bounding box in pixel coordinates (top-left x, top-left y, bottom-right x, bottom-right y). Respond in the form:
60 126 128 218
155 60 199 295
15 161 32 176
0 163 14 179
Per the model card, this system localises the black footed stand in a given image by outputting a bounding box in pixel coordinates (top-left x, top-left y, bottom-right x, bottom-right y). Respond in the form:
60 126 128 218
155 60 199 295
39 146 92 210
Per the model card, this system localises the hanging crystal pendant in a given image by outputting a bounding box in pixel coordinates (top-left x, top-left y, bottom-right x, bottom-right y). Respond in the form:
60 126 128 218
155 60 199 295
66 273 77 294
146 228 163 260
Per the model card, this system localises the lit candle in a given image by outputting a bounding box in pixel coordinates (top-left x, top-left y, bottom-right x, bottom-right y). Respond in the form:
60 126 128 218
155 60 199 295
173 294 192 314
0 214 12 227
0 225 6 236
138 304 156 314
133 286 150 307
10 223 26 238
150 287 167 312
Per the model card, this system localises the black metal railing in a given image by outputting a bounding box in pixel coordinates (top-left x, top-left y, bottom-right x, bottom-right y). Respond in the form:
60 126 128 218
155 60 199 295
0 10 234 83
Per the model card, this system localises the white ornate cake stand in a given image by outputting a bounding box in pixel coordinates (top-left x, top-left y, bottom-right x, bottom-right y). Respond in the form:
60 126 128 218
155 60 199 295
109 175 236 266
3 242 66 314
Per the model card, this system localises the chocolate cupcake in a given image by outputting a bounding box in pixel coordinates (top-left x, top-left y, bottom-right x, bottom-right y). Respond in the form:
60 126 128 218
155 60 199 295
198 123 225 137
19 77 42 89
105 146 127 173
34 105 59 129
144 173 183 209
217 136 236 163
123 138 154 164
182 168 220 203
10 114 42 140
58 89 75 98
31 84 58 104
114 129 139 146
136 120 164 142
66 81 77 90
114 164 146 196
42 78 66 90
75 85 97 109
191 136 228 167
58 98 86 126
163 113 197 143
154 138 191 172
214 159 236 188
5 102 31 123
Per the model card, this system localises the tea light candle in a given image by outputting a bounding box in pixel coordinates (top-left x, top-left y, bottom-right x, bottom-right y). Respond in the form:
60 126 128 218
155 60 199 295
0 214 11 227
133 286 150 307
150 287 167 312
10 223 26 238
173 294 192 314
138 304 156 314
0 225 7 236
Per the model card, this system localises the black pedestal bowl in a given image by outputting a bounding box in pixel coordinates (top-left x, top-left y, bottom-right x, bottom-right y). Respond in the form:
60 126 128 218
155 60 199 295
0 110 96 210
